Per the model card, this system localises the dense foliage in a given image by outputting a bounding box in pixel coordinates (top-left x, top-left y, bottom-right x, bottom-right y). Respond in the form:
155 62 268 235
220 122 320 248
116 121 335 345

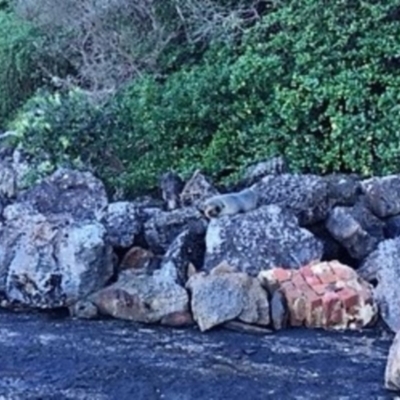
4 0 400 196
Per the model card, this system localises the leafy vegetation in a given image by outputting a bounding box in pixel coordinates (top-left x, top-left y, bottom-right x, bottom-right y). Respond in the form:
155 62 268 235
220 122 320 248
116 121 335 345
4 0 400 196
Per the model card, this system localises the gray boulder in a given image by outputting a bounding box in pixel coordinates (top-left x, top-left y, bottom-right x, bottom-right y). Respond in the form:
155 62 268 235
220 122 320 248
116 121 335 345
358 238 400 332
252 174 330 226
361 175 400 218
0 204 114 309
90 269 189 324
325 200 384 260
325 173 361 207
102 201 142 248
186 263 270 332
242 156 288 186
159 219 207 285
179 170 219 209
203 205 323 276
144 206 205 254
17 168 108 221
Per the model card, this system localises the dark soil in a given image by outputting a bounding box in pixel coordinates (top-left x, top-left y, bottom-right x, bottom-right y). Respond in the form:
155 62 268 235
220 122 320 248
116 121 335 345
0 311 395 400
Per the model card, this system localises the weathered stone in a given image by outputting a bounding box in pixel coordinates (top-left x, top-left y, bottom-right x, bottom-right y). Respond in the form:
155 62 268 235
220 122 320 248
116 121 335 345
90 269 189 324
69 299 99 319
361 175 400 218
203 205 323 276
186 263 270 332
17 168 108 221
242 156 288 186
179 170 219 209
0 205 114 309
258 261 377 330
144 206 205 254
384 215 400 239
159 220 206 285
160 310 194 327
0 146 31 198
160 171 184 211
325 173 361 207
270 288 289 330
119 246 160 274
385 331 400 391
102 201 142 248
358 238 400 332
252 174 330 226
325 201 384 260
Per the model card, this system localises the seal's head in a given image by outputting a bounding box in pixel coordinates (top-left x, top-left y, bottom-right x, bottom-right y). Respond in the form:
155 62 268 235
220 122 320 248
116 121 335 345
203 199 224 219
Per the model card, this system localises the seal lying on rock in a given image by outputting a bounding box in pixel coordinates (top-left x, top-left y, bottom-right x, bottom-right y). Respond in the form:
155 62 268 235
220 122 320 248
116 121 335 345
203 188 259 218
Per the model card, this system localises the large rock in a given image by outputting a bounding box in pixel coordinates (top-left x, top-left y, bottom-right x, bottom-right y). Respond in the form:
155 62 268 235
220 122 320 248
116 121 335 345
385 331 400 391
0 204 114 309
252 174 330 226
325 173 361 207
159 220 206 285
17 168 108 221
325 200 384 260
361 175 400 218
179 170 219 209
102 201 142 248
186 263 270 332
203 205 323 276
0 146 31 199
90 269 189 325
358 238 400 332
144 206 205 254
241 156 288 186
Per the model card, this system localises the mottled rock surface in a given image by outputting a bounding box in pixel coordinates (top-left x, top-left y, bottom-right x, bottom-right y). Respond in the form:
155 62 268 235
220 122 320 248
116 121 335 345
103 201 142 248
91 269 189 324
186 264 270 331
144 206 205 254
203 205 323 276
358 238 400 332
160 220 206 285
326 201 384 260
0 204 114 308
385 331 400 391
361 175 400 218
179 170 220 209
253 174 330 225
17 168 108 221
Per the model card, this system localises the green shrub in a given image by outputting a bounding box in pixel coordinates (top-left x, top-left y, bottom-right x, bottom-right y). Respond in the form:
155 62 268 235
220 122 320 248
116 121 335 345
11 0 400 196
115 0 400 190
0 11 45 128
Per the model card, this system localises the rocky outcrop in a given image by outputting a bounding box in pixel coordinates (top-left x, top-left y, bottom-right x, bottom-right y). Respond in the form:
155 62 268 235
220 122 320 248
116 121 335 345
17 168 109 221
203 205 323 276
253 174 330 226
179 170 219 209
385 331 400 391
0 203 114 308
144 206 205 254
361 175 400 218
102 201 142 248
159 220 206 285
358 238 400 332
241 156 288 186
186 263 270 332
325 200 384 260
90 269 189 325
